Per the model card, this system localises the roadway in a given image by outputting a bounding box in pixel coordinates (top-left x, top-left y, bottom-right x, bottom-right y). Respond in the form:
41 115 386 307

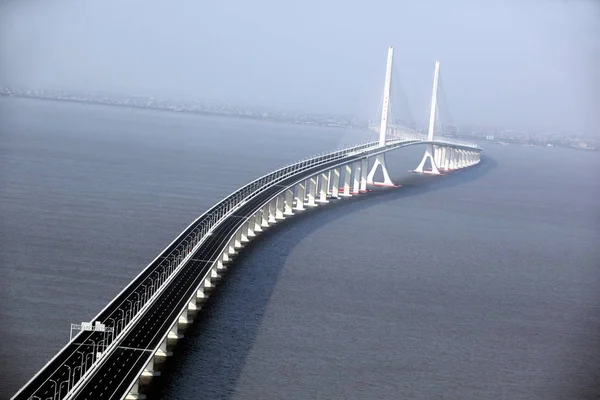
67 152 375 399
15 140 422 400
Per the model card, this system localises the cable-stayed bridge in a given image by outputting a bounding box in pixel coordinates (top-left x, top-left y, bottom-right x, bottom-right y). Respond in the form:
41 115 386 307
13 46 482 400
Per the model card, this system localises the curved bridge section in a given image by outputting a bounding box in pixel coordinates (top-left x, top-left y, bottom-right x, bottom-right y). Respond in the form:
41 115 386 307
13 46 483 400
13 138 481 400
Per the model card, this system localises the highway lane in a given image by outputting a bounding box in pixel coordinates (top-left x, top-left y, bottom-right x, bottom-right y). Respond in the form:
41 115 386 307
69 153 369 399
18 141 412 400
14 151 341 400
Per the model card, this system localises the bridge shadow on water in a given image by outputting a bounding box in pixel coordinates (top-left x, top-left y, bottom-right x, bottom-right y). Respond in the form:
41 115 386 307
147 157 498 399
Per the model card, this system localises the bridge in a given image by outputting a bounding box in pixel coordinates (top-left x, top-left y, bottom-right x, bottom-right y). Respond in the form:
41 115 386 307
13 46 482 400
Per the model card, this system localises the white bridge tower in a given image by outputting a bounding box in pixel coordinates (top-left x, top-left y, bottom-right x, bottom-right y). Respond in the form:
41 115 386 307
366 46 395 187
414 60 441 174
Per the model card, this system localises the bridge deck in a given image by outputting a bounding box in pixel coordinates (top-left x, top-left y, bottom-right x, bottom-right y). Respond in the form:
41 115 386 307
68 153 368 399
13 138 481 400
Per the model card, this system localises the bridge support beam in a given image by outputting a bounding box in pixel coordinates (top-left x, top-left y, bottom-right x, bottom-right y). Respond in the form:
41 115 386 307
318 171 329 203
294 182 306 210
234 227 242 248
307 176 318 206
268 199 277 223
246 216 256 238
331 168 340 198
284 188 294 215
352 162 361 194
241 220 250 243
450 149 457 170
414 143 441 175
360 158 368 192
275 195 285 220
125 381 144 400
341 165 352 196
367 153 394 186
260 205 269 227
253 211 262 233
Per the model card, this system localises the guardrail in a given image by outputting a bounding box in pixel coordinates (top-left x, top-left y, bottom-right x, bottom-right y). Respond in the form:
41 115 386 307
14 133 482 400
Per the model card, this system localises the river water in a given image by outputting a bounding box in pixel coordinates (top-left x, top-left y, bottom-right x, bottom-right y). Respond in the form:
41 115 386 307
1 97 598 399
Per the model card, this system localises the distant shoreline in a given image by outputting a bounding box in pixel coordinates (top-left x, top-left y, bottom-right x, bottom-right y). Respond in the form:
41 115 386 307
0 92 364 131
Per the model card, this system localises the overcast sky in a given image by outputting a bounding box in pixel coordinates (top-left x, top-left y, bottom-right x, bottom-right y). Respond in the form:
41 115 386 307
0 0 598 132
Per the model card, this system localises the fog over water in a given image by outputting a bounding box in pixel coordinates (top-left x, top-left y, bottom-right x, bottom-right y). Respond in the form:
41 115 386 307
0 98 598 399
0 0 599 132
0 1 599 399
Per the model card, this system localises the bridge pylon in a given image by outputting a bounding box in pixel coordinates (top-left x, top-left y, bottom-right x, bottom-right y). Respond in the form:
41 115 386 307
414 60 441 175
367 45 396 187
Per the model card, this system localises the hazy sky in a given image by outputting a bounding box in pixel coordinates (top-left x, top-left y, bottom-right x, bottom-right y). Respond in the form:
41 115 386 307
1 0 598 132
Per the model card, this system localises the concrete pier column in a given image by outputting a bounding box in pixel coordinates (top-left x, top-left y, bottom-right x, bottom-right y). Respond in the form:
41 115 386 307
234 227 243 248
168 323 181 340
284 188 294 215
451 149 458 169
196 287 206 302
352 162 361 194
342 164 352 196
433 145 441 167
178 308 189 325
307 176 318 206
246 214 256 239
294 182 306 211
275 194 285 219
331 168 340 198
360 158 368 192
240 221 249 243
441 147 448 170
268 198 277 223
261 205 270 227
318 171 329 203
253 211 262 233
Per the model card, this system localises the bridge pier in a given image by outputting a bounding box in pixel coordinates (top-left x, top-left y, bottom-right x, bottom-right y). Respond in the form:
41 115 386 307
240 220 250 243
275 194 285 219
360 158 368 192
331 168 340 198
252 211 262 234
414 143 441 175
125 381 145 400
341 164 352 196
351 161 361 194
458 150 465 168
366 153 394 186
318 171 329 203
260 205 270 227
452 149 458 169
267 199 277 223
294 182 306 210
307 176 318 206
284 188 294 215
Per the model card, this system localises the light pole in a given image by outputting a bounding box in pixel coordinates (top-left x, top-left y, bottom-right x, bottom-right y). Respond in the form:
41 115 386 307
126 299 134 316
73 366 81 387
58 380 68 399
107 317 118 337
117 309 126 330
148 277 157 292
89 339 97 361
141 284 149 303
63 365 72 393
49 379 58 400
131 291 140 308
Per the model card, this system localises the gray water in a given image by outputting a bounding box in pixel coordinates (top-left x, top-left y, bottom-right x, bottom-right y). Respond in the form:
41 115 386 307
1 97 599 399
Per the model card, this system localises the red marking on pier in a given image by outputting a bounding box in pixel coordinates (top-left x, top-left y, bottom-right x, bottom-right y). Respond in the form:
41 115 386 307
369 182 401 188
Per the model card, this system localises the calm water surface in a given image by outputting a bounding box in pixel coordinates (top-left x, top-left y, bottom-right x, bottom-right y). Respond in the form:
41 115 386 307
1 97 598 399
